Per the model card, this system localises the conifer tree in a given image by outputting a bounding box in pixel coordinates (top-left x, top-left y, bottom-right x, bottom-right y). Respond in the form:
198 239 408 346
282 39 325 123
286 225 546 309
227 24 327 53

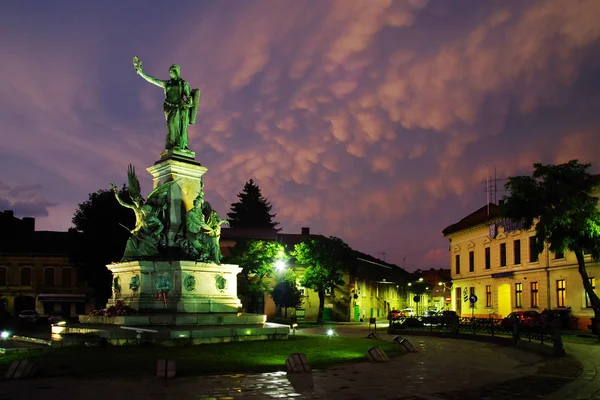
227 179 280 230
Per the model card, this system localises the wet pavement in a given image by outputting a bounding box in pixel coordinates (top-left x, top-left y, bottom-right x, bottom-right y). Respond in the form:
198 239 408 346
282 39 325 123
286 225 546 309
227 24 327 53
0 330 583 400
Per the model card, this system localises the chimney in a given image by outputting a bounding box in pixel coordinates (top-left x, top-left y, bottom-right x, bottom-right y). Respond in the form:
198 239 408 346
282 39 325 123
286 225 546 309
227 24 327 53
301 227 310 235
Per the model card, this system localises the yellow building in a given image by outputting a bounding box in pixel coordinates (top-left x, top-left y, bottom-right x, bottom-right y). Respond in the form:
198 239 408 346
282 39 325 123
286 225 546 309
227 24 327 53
443 201 600 330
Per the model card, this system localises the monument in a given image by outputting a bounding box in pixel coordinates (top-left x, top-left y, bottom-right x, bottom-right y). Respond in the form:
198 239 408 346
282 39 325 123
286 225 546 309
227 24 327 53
63 57 289 345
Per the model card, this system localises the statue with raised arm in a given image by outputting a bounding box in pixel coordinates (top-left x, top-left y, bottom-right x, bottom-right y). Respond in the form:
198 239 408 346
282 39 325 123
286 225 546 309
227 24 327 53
111 164 177 261
132 56 200 152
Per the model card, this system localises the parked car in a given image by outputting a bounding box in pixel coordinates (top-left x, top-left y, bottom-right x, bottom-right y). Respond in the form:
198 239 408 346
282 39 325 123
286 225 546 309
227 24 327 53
399 308 415 317
48 311 66 324
18 310 39 323
390 310 402 320
438 310 458 326
540 308 573 329
501 310 541 329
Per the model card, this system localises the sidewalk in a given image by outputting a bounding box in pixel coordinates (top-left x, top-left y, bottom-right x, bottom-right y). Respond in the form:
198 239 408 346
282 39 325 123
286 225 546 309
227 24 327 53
544 342 600 400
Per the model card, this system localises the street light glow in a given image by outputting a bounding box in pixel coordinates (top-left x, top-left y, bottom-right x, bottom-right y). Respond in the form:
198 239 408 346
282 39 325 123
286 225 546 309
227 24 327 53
418 278 424 282
275 260 286 272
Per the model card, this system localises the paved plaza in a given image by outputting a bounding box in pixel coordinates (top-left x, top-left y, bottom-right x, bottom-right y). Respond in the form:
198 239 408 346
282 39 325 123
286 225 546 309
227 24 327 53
0 330 587 400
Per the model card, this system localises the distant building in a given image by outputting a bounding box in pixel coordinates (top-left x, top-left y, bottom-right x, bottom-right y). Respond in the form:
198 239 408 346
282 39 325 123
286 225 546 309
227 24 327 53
414 268 452 311
0 210 90 318
220 226 410 322
442 188 600 329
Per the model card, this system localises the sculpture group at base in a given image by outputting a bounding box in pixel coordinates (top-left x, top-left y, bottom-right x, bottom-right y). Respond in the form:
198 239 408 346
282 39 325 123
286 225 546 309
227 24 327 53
112 166 228 264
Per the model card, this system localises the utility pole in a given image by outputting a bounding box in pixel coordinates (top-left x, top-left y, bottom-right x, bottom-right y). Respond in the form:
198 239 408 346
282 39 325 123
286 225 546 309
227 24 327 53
380 252 386 262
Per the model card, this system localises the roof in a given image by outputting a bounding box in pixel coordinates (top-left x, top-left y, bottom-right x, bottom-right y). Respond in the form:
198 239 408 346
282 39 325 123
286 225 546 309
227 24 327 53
442 203 501 236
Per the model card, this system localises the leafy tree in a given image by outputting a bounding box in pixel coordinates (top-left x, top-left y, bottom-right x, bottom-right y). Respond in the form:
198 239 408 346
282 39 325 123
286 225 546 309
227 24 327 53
292 236 354 322
226 239 288 313
271 270 304 317
227 179 280 230
70 186 134 307
502 160 600 322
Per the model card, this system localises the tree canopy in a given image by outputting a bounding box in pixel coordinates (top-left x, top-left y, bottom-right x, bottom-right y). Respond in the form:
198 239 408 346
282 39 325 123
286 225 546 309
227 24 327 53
226 239 288 313
227 179 279 230
292 236 354 322
502 160 600 318
271 269 304 317
70 186 134 306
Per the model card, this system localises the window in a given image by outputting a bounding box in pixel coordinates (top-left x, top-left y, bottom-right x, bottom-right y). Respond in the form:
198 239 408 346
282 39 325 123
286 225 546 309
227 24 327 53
0 268 6 285
62 268 72 286
469 287 475 308
515 283 523 308
555 251 565 259
455 254 461 274
557 280 566 307
44 267 55 286
531 282 539 308
529 237 538 262
586 277 596 308
513 240 521 265
500 243 506 267
469 251 474 272
20 267 32 285
485 247 491 270
486 285 492 307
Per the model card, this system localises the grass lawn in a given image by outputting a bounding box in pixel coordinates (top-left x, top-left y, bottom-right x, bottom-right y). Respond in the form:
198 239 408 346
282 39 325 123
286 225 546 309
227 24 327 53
0 334 402 378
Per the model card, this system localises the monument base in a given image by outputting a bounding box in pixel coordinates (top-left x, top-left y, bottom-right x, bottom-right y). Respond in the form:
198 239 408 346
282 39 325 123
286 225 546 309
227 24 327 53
108 260 242 313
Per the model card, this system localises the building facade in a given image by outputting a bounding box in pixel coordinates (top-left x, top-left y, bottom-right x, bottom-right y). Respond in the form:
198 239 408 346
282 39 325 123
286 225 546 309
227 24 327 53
220 227 410 322
0 210 90 318
443 202 600 329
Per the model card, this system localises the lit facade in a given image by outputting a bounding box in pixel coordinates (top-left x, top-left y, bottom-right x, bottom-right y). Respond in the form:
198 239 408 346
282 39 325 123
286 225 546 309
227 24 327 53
443 201 600 329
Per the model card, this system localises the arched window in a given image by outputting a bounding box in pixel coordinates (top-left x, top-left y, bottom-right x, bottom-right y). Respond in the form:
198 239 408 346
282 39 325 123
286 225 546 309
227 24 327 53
21 267 32 285
44 267 55 286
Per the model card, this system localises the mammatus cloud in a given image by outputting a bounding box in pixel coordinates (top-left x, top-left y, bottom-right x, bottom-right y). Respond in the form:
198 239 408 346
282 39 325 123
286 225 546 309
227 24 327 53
1 0 599 269
0 182 57 218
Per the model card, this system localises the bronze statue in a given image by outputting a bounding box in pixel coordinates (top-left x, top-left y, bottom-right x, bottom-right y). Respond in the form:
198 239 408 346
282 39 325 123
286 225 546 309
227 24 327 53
133 56 200 152
111 164 175 261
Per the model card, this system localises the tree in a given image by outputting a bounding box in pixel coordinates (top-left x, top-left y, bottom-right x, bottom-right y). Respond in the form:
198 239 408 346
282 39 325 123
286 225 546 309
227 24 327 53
226 239 288 313
71 187 134 307
292 236 354 322
227 179 280 230
271 270 304 318
502 160 600 323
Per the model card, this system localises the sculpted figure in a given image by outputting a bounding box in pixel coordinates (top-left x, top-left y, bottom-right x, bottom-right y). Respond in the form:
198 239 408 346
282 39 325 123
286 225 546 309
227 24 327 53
182 179 229 264
132 56 200 151
111 164 175 261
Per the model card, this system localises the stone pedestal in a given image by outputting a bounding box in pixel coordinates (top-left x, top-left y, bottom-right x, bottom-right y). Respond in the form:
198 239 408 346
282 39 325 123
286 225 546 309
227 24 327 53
147 155 208 248
108 261 242 313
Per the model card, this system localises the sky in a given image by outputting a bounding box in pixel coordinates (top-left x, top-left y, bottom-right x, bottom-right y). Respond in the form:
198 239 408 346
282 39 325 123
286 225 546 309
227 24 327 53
1 0 600 272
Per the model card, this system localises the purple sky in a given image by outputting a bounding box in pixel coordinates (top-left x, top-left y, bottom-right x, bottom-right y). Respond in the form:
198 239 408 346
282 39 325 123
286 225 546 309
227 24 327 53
1 0 600 271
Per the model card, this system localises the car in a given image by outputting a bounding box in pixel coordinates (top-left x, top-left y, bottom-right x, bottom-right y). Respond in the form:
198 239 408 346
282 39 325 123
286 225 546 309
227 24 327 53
390 310 402 320
18 310 39 323
501 310 541 329
399 308 415 317
48 311 66 324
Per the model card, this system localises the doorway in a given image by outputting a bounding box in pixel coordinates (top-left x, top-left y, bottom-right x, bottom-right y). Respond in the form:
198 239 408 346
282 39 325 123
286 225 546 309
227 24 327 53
497 284 511 318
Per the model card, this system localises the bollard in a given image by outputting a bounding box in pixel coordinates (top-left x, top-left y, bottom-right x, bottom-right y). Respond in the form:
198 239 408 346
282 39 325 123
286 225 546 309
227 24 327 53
156 358 176 379
366 346 389 362
286 353 311 373
5 360 36 379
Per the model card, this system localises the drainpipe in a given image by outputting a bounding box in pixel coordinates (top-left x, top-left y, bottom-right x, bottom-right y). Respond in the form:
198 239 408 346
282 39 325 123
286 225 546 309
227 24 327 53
546 242 551 309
